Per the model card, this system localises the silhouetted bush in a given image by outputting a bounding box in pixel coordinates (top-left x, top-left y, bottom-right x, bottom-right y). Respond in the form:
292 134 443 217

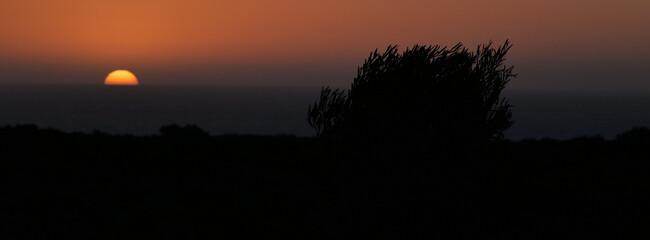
308 41 516 153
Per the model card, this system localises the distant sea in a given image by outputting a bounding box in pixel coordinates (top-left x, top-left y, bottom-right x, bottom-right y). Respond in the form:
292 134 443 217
0 84 649 140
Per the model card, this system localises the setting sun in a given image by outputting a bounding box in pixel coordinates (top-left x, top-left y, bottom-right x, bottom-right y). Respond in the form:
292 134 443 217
105 70 139 85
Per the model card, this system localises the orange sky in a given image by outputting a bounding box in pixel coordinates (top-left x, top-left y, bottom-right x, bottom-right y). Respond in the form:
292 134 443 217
1 0 649 89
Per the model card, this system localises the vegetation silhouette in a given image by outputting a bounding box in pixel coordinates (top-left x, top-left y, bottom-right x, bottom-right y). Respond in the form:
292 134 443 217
308 41 515 158
160 123 210 138
3 123 650 238
305 41 520 238
5 42 650 238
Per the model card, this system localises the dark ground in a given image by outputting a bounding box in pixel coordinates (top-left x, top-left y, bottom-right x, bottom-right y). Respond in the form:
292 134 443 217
2 124 650 239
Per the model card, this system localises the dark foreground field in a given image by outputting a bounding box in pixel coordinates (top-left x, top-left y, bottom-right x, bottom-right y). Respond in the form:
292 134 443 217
2 124 650 238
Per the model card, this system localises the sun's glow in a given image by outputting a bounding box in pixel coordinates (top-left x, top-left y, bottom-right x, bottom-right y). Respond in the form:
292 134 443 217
105 70 139 85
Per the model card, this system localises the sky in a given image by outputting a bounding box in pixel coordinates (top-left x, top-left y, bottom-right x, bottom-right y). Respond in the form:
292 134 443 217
1 0 649 90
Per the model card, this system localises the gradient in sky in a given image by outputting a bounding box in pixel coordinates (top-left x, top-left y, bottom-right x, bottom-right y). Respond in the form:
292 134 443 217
1 0 649 90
